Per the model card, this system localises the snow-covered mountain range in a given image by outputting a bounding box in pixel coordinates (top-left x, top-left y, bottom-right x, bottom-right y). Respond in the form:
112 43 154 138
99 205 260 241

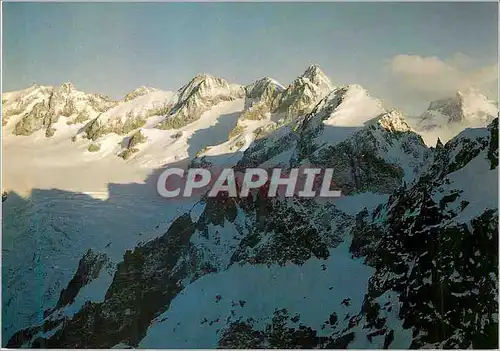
2 65 498 348
412 88 498 146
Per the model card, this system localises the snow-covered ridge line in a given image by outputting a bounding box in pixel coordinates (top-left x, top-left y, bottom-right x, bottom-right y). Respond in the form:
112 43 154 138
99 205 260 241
3 66 496 153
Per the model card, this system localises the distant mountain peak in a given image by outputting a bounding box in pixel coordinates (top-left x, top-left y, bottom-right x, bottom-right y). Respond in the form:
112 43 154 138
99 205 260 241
56 82 76 93
245 77 285 102
252 76 284 88
301 64 323 77
123 86 158 102
136 85 156 91
177 73 239 100
420 89 498 132
299 64 333 91
155 73 244 130
193 73 212 80
186 73 226 87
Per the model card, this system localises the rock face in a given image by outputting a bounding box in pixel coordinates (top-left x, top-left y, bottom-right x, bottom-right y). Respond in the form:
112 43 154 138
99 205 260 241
8 83 116 137
80 90 176 141
3 67 498 349
240 77 285 121
350 119 499 349
83 111 146 140
13 100 51 136
271 65 334 124
7 214 198 348
118 129 148 160
245 77 285 106
155 74 245 130
2 85 52 127
225 66 334 148
304 111 431 195
55 249 110 309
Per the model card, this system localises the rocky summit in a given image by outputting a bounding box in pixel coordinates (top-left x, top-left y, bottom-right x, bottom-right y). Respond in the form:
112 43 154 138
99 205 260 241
2 65 498 349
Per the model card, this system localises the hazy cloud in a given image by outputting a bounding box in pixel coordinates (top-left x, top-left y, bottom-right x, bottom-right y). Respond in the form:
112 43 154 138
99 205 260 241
387 54 498 99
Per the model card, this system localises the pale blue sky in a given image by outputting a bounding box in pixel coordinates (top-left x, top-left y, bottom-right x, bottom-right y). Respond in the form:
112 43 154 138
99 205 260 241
3 2 498 114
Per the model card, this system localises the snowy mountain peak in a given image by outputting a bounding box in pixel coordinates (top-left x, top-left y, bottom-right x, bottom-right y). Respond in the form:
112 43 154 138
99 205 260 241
455 89 498 120
301 64 324 79
188 73 223 85
193 73 212 80
420 89 498 133
299 64 333 92
177 75 209 99
58 82 75 91
2 83 48 101
2 81 119 137
269 66 335 123
177 73 242 102
123 86 158 102
246 77 284 92
155 74 244 130
374 110 413 133
245 77 285 102
48 82 78 97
